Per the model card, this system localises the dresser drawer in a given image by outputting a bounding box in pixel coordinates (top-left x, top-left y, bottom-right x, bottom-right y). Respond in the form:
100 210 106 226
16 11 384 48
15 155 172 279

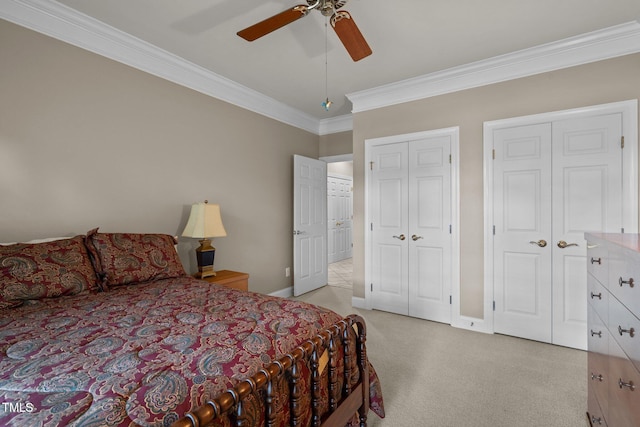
608 295 640 373
588 273 609 323
589 304 610 419
608 247 640 316
608 339 640 427
588 383 608 427
587 241 608 285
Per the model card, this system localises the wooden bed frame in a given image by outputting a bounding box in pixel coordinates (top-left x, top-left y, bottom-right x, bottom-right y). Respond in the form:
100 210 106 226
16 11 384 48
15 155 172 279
172 314 370 427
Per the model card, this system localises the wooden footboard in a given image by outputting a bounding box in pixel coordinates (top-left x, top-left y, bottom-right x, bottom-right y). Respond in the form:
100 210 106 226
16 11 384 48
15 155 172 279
172 314 369 427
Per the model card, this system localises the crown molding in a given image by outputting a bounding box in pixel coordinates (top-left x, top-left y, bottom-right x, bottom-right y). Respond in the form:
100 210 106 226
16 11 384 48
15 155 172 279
318 114 353 135
347 20 640 113
3 1 640 134
0 0 323 134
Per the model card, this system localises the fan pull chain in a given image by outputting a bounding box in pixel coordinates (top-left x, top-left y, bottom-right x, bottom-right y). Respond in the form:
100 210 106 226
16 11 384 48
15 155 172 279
322 17 332 111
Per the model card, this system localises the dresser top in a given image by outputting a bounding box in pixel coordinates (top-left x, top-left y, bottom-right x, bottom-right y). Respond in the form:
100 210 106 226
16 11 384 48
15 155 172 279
585 232 640 252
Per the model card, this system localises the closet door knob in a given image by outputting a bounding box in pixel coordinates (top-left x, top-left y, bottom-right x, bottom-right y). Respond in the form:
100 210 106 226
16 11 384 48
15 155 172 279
393 234 406 241
411 235 423 241
557 240 578 248
529 239 547 247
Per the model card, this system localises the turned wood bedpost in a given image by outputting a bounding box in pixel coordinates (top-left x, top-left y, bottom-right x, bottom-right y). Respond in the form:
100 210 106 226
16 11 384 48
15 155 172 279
310 337 321 427
355 316 369 427
341 320 352 397
288 353 302 427
263 365 277 427
328 326 338 412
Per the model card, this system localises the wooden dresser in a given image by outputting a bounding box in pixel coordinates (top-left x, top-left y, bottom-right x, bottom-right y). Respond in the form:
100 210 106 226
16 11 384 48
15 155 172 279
197 270 249 292
586 233 640 427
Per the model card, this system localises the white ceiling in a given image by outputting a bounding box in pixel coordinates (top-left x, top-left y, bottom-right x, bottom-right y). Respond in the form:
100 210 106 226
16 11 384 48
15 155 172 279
7 1 640 124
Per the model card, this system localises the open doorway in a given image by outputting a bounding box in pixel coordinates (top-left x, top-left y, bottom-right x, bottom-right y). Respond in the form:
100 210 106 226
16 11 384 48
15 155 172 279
322 155 353 291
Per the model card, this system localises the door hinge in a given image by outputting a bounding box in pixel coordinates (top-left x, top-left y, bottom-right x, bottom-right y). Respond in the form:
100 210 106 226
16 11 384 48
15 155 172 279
622 227 625 234
621 136 625 149
493 225 496 235
493 301 496 311
449 154 452 164
449 295 452 305
492 149 496 160
449 224 452 234
370 161 374 171
370 223 373 231
370 283 373 292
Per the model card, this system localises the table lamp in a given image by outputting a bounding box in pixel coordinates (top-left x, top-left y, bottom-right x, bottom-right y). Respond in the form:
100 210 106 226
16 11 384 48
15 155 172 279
182 200 227 278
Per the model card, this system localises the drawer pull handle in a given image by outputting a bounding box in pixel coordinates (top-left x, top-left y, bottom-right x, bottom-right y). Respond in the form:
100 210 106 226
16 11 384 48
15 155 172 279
591 416 603 425
591 373 604 382
591 257 602 265
618 379 635 391
590 292 602 300
618 325 635 337
590 330 602 338
619 277 635 288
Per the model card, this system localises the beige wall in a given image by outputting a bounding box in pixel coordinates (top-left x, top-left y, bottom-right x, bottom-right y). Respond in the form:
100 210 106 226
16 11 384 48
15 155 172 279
353 53 640 318
319 130 352 157
0 20 319 295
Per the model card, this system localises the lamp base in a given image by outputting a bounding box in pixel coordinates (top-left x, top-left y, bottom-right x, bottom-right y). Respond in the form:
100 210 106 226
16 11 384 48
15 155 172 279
194 238 216 279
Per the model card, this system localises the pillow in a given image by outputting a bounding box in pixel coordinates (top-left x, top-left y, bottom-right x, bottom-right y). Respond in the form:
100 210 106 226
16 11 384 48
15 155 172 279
85 230 186 288
0 236 101 309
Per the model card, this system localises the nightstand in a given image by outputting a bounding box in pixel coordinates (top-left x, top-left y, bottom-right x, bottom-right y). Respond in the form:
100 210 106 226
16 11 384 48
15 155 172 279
198 270 249 291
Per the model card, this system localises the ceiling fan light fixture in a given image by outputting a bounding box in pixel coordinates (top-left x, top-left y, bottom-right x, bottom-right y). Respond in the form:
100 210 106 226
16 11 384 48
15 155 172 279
238 0 371 62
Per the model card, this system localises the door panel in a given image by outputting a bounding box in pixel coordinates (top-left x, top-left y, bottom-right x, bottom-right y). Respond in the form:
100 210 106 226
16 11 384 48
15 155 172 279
293 155 328 296
409 137 452 322
328 176 353 263
493 123 553 343
551 113 622 349
370 144 409 315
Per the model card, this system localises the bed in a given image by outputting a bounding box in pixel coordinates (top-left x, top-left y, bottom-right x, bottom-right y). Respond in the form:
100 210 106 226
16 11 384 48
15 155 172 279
0 232 384 426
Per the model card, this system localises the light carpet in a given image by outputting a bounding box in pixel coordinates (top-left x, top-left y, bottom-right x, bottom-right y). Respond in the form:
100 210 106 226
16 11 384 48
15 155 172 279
293 286 587 427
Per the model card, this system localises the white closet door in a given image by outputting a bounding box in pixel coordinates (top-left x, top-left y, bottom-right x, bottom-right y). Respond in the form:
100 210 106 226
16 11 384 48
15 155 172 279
493 123 554 343
370 143 409 315
408 136 452 323
328 175 353 263
492 113 623 349
551 113 622 349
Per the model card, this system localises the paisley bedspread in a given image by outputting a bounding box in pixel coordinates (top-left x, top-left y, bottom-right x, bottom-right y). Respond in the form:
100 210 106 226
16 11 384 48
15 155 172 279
0 276 384 426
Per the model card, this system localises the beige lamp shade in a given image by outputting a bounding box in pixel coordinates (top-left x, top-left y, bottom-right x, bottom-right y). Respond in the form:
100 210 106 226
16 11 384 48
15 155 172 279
182 201 227 239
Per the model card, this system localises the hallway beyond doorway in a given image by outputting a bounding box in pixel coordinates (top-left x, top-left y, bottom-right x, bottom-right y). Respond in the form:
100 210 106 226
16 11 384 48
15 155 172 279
328 258 352 290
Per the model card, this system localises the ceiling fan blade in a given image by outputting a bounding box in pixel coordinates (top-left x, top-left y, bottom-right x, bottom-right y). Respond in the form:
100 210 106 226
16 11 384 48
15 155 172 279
237 5 309 41
331 11 372 62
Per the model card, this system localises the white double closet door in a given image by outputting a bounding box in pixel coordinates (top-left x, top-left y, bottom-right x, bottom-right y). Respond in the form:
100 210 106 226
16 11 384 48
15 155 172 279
492 112 624 350
369 133 452 323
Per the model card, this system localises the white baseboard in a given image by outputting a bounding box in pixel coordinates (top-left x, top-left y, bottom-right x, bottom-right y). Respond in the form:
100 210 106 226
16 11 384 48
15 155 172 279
352 296 367 309
451 315 492 334
269 287 293 298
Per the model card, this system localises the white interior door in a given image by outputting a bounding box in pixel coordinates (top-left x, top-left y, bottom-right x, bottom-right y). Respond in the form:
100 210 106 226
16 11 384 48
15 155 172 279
492 112 624 349
408 136 452 323
328 175 353 263
370 143 409 315
551 113 622 349
293 155 328 296
493 123 553 343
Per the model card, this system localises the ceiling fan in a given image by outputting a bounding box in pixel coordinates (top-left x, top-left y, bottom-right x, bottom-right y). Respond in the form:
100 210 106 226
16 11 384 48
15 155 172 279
237 0 372 61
